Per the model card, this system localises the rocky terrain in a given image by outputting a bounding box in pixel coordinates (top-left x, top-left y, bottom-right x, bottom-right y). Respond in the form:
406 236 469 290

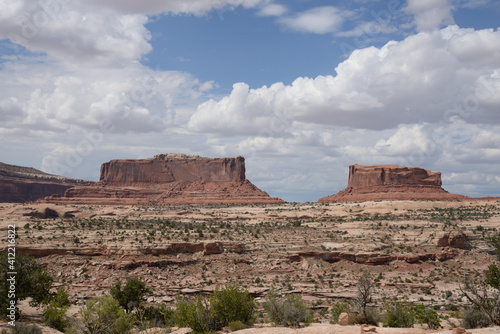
319 165 469 203
1 199 499 333
45 154 283 205
0 162 88 203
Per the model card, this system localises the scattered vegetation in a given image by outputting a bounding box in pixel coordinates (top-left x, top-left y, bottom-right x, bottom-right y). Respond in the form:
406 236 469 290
175 284 255 333
110 277 151 313
461 232 500 326
0 323 42 334
43 288 72 332
74 294 134 334
0 253 53 320
263 289 313 327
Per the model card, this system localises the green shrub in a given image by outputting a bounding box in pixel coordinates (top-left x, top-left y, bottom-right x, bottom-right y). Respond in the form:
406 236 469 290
79 294 134 334
43 288 71 331
211 284 255 327
385 301 415 328
175 285 255 333
228 320 246 331
413 305 441 329
385 301 441 329
43 304 70 332
330 301 351 324
1 323 42 334
0 253 53 320
138 303 176 328
462 307 492 329
175 296 217 333
263 290 313 327
110 277 151 313
350 307 381 325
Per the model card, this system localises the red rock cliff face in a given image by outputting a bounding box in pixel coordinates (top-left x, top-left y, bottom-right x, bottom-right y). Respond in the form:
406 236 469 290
319 164 466 203
100 154 245 184
0 162 88 203
45 154 283 205
347 164 442 189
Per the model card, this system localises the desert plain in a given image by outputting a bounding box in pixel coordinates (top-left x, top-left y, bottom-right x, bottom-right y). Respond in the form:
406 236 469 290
1 199 499 333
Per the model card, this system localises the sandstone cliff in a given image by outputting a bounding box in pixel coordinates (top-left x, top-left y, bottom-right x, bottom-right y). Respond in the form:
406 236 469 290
318 164 467 203
45 154 284 205
100 153 245 184
0 162 88 203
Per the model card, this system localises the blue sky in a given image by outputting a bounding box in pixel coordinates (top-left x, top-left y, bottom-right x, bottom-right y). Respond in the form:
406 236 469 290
1 0 500 202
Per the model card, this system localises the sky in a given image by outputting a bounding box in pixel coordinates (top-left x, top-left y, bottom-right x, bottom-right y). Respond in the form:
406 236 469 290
0 0 500 202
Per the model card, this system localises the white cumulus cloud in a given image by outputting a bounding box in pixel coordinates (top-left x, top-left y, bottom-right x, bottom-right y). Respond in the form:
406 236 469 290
404 0 455 32
279 6 349 34
257 4 288 17
189 26 500 134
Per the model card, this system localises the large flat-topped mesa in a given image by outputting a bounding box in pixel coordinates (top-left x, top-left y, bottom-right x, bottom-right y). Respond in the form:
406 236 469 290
45 154 284 205
318 164 467 203
100 154 245 184
347 164 442 189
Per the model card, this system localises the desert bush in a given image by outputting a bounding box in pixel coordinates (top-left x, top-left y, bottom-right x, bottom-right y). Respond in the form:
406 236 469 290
0 323 42 334
43 304 70 332
330 301 351 324
110 277 151 313
462 307 492 329
385 301 441 329
385 301 415 328
138 303 176 328
0 253 53 320
210 284 255 326
175 296 216 333
175 285 256 333
461 233 500 326
228 320 246 331
79 294 134 334
352 273 379 325
263 290 313 327
43 288 71 331
413 305 441 329
349 307 381 326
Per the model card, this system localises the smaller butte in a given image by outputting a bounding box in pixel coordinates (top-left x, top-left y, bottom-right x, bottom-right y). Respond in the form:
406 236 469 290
45 154 284 205
318 164 468 203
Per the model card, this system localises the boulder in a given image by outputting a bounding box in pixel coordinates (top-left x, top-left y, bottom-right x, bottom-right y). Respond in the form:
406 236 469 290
44 154 284 205
319 164 467 203
452 328 472 334
338 312 349 326
360 324 378 333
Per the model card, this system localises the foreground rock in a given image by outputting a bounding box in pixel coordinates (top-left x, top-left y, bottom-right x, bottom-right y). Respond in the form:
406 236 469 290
0 162 88 203
319 164 467 203
45 153 283 205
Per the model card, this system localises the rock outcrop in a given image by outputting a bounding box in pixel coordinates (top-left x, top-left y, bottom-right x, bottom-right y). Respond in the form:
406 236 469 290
13 241 245 258
319 164 467 203
0 162 88 203
436 230 472 250
287 248 460 265
45 154 283 205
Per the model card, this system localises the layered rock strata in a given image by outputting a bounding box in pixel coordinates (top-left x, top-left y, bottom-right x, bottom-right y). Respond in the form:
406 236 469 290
0 162 88 203
45 153 283 205
319 164 467 203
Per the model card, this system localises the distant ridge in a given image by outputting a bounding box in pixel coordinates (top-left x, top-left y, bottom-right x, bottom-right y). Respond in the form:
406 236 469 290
0 162 90 203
